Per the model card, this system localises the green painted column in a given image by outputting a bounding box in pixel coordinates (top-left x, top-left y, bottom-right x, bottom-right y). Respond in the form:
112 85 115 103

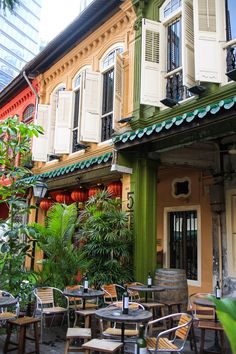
131 156 158 283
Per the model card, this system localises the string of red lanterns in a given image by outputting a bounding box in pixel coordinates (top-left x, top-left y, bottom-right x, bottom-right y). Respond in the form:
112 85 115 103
39 198 54 211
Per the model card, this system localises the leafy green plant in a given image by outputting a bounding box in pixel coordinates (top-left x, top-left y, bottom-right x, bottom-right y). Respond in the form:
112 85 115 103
0 115 43 304
33 203 83 289
211 297 236 354
77 190 133 287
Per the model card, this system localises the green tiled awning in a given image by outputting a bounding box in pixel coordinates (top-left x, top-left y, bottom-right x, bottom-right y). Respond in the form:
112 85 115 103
113 96 236 145
23 152 112 184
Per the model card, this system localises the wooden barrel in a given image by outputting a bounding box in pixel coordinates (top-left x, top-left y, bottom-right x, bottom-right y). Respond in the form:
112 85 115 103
154 268 188 310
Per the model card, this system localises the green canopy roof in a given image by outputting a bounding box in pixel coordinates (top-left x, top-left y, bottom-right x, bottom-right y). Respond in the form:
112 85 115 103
23 152 112 184
113 96 236 145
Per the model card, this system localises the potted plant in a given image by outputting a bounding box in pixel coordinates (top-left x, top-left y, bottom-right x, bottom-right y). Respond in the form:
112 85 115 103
77 190 133 288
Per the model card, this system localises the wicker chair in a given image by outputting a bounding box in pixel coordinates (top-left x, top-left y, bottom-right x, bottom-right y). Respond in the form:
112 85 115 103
33 287 69 341
145 312 193 353
101 284 125 305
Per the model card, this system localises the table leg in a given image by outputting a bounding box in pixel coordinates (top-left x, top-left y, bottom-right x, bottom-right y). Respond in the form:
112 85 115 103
121 322 125 354
83 299 86 310
145 292 148 303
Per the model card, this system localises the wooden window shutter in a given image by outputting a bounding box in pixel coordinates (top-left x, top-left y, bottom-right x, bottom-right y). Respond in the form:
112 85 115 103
80 70 101 143
141 18 164 107
48 93 57 155
113 53 123 131
182 0 195 87
54 90 73 154
193 0 225 83
32 104 50 162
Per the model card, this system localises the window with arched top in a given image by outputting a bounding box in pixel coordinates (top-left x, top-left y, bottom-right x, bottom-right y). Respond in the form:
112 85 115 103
23 104 34 123
101 46 124 141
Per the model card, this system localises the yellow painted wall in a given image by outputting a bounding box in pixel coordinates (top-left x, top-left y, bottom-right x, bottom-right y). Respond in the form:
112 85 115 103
157 166 213 295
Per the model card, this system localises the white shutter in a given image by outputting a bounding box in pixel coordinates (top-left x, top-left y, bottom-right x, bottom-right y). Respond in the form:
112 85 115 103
32 104 50 162
54 91 73 154
80 70 101 142
48 93 57 155
182 0 195 87
140 18 164 107
193 0 224 83
113 53 123 129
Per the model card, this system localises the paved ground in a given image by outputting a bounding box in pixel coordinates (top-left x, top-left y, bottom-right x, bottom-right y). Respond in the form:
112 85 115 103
0 322 231 353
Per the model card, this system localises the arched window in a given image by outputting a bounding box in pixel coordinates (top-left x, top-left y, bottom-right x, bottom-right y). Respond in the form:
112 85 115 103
23 104 34 122
101 46 123 141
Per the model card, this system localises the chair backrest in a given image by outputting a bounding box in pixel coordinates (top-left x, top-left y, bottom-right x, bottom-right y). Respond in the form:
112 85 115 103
189 293 215 320
65 285 82 309
101 284 119 304
175 313 192 340
35 287 55 308
125 282 144 301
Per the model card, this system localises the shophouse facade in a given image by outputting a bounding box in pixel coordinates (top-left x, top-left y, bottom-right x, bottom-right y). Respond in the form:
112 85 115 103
113 0 236 296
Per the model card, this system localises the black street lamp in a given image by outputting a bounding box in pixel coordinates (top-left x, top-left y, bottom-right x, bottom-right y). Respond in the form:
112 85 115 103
31 179 48 269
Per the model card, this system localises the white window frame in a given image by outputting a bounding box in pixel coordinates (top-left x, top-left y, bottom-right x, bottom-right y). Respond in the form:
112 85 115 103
163 205 201 286
100 43 124 141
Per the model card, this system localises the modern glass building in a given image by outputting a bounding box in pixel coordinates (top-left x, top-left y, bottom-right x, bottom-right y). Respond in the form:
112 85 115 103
0 0 42 91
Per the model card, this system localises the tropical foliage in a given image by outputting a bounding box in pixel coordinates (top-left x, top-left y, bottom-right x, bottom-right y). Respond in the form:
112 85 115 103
0 115 43 302
77 190 133 287
211 297 236 354
33 203 82 289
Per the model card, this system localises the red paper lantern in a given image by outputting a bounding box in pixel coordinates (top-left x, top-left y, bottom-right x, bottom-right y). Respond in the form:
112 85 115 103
71 189 88 202
88 186 100 197
49 190 63 201
107 181 122 198
55 192 73 204
39 198 54 211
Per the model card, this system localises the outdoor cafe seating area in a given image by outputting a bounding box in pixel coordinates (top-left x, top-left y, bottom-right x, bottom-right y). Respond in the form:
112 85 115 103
0 273 231 354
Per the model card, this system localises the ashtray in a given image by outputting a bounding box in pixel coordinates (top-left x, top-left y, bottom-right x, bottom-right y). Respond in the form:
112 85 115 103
112 310 121 316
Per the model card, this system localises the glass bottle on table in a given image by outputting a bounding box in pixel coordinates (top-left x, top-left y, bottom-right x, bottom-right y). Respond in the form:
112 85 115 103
136 324 147 354
215 281 221 299
122 286 129 314
147 272 152 288
83 274 88 293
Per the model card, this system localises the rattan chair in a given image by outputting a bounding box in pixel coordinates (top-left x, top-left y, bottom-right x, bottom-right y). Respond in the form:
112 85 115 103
0 291 19 326
101 284 125 305
145 312 193 353
33 286 69 341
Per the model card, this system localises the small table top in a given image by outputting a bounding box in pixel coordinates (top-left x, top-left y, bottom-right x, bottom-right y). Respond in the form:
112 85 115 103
0 296 17 308
63 289 104 299
194 298 216 308
128 285 165 293
95 306 153 323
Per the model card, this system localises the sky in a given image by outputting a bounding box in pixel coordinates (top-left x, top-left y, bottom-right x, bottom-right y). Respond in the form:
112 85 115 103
39 0 81 42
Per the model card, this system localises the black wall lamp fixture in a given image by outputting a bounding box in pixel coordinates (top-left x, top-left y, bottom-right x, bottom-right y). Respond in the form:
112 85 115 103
76 143 90 150
226 69 236 81
118 116 133 123
160 97 178 108
188 85 206 96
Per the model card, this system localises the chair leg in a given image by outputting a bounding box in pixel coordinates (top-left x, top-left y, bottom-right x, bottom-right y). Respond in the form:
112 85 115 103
219 331 226 354
18 325 26 354
4 322 13 354
34 322 40 354
189 325 198 354
64 338 70 354
40 314 43 343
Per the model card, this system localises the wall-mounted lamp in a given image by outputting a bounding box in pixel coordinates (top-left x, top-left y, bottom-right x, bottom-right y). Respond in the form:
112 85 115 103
48 154 60 161
118 116 133 123
188 85 206 96
160 97 178 108
226 69 236 81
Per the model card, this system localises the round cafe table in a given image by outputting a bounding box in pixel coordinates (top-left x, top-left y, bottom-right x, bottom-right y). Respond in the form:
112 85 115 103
95 306 152 354
128 285 165 303
63 289 104 310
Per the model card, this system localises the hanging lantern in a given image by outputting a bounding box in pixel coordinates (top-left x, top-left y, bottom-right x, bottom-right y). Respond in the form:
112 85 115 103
88 186 100 197
55 192 73 204
107 181 122 198
39 198 54 211
71 188 88 202
49 190 63 201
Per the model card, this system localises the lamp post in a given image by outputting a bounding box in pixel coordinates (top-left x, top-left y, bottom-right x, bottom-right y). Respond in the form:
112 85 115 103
31 180 48 270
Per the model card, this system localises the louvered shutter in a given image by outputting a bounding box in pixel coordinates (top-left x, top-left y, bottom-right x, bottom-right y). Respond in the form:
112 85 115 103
80 70 101 142
113 53 123 130
32 104 50 162
193 0 224 83
48 93 57 155
141 18 164 107
182 0 195 87
54 91 73 154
